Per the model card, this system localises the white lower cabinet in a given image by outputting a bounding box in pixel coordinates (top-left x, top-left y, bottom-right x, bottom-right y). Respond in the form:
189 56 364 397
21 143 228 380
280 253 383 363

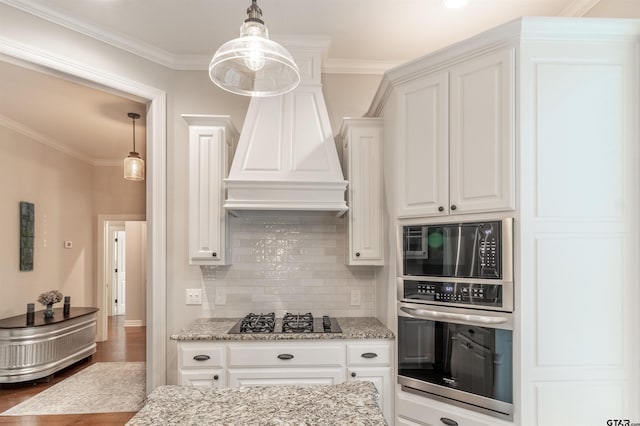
347 367 392 422
177 342 226 388
177 339 393 423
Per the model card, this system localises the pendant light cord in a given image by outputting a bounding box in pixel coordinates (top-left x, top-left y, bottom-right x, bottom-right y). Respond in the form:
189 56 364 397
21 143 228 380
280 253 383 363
131 116 136 153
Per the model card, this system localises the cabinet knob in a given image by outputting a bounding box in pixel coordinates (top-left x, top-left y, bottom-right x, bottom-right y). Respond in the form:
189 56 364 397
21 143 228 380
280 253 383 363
450 205 457 211
277 353 294 360
193 354 210 361
355 252 361 257
351 372 356 378
213 374 219 381
438 206 444 212
212 252 217 257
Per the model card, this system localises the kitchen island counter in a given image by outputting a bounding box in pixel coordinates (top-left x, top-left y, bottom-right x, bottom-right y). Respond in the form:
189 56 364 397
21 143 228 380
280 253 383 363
126 381 386 425
170 317 394 341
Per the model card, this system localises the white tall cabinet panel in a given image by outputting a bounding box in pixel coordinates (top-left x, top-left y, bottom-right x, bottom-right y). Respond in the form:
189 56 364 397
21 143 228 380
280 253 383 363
341 118 384 265
518 34 639 425
184 115 238 265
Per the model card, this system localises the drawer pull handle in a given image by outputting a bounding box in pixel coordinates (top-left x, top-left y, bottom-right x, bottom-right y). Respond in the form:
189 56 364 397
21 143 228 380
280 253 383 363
277 353 294 360
361 352 378 359
193 354 211 361
440 418 458 426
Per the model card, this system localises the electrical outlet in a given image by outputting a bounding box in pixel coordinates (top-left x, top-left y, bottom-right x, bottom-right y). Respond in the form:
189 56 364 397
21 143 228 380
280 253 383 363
186 288 202 305
214 287 226 305
350 289 361 306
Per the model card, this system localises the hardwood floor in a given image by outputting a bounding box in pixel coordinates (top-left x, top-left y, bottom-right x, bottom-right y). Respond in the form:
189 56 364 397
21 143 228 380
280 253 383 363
0 316 146 425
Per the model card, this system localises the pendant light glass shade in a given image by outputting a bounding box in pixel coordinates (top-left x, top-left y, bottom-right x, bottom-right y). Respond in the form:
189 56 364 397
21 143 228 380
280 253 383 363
209 0 300 97
124 112 144 181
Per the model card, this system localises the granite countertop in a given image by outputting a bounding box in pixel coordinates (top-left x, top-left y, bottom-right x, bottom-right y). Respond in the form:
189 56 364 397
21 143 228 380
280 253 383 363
170 317 394 341
126 381 386 426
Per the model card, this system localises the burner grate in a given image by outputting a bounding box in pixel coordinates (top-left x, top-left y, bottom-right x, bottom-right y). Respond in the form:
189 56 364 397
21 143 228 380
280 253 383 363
282 312 314 333
239 312 275 333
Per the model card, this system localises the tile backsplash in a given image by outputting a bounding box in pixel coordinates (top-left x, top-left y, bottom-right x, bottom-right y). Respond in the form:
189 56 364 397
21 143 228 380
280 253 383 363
200 211 376 318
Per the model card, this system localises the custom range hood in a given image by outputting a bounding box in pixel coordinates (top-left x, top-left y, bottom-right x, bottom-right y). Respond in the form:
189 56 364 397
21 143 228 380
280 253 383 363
224 44 348 215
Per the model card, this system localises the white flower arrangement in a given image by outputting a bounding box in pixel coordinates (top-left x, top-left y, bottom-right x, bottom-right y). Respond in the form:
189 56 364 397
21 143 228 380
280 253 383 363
38 290 64 306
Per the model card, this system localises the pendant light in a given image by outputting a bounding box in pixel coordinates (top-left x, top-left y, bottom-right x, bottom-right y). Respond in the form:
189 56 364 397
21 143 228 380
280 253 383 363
209 0 300 97
123 112 144 181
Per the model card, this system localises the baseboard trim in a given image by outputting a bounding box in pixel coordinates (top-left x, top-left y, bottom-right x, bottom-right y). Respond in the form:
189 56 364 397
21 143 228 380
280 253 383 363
124 320 144 327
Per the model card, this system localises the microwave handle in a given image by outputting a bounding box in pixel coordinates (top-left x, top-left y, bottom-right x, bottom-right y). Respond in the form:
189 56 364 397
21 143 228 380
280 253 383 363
400 306 509 325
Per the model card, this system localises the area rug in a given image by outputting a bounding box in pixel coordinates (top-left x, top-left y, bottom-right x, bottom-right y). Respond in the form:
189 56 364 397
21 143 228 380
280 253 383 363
1 362 145 415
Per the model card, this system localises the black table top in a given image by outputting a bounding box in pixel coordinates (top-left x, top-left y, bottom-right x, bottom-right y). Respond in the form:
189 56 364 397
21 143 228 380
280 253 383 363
0 307 99 329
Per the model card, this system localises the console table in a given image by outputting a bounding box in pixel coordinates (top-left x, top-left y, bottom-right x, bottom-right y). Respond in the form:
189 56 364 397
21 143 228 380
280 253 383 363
0 307 98 383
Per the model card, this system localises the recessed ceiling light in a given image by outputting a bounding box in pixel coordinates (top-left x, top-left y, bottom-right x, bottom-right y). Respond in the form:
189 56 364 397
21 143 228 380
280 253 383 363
442 0 468 9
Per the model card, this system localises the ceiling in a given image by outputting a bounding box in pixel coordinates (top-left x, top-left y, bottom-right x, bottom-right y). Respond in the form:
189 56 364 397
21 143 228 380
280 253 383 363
1 0 638 163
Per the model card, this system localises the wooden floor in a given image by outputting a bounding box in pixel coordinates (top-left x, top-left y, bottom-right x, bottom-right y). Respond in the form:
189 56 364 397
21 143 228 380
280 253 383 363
0 316 146 425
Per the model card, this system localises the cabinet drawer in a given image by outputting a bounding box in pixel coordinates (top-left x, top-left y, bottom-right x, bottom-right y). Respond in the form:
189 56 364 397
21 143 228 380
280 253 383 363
228 344 345 367
228 368 344 387
347 342 392 366
179 343 225 368
397 389 506 426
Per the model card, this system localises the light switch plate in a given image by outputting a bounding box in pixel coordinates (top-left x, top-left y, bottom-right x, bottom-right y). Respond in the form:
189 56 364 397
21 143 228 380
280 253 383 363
186 288 202 305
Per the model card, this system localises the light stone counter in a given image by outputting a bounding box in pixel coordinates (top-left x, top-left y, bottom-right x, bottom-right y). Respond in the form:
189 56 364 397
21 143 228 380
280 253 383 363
169 317 394 341
126 381 386 425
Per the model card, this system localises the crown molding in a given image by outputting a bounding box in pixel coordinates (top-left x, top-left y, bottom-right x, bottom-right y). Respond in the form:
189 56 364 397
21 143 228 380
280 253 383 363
1 0 398 75
0 113 99 165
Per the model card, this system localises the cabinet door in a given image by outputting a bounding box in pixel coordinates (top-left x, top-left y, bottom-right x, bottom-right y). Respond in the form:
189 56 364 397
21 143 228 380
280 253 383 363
396 73 449 218
188 125 228 265
228 368 345 387
343 119 384 265
179 369 226 388
449 48 515 214
348 367 392 424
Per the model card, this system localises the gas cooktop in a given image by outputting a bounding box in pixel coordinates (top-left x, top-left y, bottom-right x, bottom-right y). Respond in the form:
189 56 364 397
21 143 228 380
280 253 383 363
228 312 342 334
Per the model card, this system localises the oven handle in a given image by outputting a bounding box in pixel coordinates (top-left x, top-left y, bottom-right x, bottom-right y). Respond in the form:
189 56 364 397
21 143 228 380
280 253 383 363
400 306 509 325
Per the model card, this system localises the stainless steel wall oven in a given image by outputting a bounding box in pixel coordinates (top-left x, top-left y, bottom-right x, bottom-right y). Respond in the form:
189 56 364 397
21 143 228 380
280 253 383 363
398 218 514 420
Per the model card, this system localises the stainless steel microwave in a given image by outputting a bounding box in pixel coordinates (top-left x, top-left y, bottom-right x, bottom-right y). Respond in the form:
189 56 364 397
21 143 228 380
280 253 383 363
401 218 513 282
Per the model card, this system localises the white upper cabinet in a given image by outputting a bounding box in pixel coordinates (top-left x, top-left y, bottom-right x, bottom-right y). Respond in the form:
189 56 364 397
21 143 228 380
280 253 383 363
449 48 515 214
184 115 238 265
395 48 515 218
395 73 449 218
340 118 384 265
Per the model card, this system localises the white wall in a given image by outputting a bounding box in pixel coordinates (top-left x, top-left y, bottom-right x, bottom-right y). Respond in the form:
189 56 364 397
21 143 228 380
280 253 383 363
125 221 146 326
0 124 144 319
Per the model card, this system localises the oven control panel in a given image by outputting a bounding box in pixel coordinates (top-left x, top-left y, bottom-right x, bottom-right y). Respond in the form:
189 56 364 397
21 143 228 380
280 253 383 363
403 280 503 308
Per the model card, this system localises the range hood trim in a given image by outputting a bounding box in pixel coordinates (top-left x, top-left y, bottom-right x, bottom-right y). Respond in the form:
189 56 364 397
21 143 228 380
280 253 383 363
224 179 348 216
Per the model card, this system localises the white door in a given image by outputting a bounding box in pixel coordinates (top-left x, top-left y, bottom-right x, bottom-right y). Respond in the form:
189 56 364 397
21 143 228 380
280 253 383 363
114 230 126 315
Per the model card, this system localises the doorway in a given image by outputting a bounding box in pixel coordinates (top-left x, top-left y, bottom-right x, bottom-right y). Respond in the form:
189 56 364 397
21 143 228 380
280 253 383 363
98 215 145 341
2 42 167 391
106 220 147 328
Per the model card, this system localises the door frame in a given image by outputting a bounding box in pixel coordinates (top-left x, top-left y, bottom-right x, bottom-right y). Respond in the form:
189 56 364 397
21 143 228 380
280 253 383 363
0 39 168 391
